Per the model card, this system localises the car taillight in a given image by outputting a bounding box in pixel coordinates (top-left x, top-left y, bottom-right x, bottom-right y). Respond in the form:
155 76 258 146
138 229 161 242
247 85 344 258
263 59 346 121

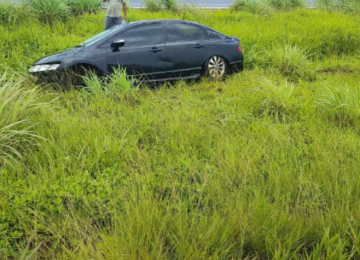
238 45 241 51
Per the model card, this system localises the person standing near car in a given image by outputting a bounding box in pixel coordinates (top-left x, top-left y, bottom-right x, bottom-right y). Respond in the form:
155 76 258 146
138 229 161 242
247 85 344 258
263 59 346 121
103 0 127 30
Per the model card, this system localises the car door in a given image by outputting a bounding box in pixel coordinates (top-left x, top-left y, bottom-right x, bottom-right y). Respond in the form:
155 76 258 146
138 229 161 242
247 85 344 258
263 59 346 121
104 22 166 80
164 22 209 78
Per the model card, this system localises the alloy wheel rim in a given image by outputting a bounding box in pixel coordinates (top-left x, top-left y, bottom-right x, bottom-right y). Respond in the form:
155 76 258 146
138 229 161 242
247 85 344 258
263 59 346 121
208 56 226 78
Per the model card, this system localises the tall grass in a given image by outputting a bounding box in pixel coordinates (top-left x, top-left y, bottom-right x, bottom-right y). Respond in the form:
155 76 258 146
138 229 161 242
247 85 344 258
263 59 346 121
0 0 34 24
68 0 102 15
317 86 360 127
143 0 178 11
0 72 46 166
0 0 102 25
231 0 305 13
81 68 136 95
27 0 71 25
255 79 298 117
142 0 162 12
2 7 360 260
270 44 315 80
316 0 360 14
231 0 273 15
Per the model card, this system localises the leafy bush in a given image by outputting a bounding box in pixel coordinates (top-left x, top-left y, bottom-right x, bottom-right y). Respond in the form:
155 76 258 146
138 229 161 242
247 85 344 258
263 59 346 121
317 86 360 126
27 0 71 25
0 72 46 166
270 44 315 80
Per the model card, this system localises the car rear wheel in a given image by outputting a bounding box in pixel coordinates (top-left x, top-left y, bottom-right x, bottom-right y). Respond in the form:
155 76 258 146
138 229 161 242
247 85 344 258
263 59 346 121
206 56 227 80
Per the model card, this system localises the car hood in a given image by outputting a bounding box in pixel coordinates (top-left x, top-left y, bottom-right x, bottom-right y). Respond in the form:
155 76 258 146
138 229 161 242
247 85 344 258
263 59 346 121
34 47 84 65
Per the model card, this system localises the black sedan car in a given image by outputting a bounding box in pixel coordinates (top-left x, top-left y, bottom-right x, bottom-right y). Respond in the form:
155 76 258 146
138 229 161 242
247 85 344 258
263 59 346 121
29 19 243 82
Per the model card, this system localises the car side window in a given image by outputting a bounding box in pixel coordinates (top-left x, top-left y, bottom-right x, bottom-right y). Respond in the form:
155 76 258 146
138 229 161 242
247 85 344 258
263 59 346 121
107 23 163 47
166 22 208 43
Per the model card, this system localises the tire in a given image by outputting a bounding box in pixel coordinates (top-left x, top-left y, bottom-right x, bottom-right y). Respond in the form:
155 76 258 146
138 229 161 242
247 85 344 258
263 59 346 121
205 56 228 80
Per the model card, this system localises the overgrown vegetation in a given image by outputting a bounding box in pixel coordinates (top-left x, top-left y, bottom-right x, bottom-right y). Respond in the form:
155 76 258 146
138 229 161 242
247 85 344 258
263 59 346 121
0 0 102 25
316 0 360 14
317 86 360 127
143 0 178 11
1 4 360 260
231 0 305 13
0 72 47 167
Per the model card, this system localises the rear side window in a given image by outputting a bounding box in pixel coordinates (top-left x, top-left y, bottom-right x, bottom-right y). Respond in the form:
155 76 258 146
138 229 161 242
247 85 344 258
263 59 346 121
166 22 208 43
115 23 163 46
209 30 223 41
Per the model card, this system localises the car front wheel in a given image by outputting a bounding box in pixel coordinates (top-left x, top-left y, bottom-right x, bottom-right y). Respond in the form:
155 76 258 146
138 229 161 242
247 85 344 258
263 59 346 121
206 56 227 79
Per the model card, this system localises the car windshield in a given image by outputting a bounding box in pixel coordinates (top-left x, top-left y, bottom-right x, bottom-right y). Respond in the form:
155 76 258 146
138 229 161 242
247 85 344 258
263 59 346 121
79 24 124 47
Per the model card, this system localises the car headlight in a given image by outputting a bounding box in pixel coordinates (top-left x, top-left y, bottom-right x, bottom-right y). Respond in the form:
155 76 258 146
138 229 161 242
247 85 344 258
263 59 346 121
29 64 60 73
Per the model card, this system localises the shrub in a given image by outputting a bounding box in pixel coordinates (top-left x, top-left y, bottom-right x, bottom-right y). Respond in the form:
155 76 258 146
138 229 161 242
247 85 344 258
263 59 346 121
27 0 71 25
255 79 298 117
68 0 102 15
317 86 360 127
0 72 46 166
270 44 315 81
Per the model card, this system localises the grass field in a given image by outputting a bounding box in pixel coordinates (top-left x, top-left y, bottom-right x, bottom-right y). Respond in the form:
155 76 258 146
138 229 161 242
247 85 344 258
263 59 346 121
1 3 360 259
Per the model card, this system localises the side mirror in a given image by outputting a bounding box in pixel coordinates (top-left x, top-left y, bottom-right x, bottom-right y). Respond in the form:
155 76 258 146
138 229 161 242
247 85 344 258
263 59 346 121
111 39 125 51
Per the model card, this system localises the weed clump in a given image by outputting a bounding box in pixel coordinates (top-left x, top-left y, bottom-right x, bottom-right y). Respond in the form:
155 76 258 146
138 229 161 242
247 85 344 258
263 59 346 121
317 86 360 127
255 79 298 118
270 45 316 81
81 68 136 96
0 72 47 166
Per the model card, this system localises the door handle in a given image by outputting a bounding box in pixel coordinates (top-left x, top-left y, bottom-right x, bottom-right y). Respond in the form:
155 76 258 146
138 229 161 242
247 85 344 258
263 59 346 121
194 44 205 49
150 47 163 53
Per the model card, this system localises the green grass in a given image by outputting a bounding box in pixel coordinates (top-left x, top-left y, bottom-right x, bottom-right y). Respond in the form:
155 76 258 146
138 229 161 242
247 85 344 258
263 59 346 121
231 0 305 13
1 6 360 260
317 86 360 127
143 0 179 11
316 0 360 14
